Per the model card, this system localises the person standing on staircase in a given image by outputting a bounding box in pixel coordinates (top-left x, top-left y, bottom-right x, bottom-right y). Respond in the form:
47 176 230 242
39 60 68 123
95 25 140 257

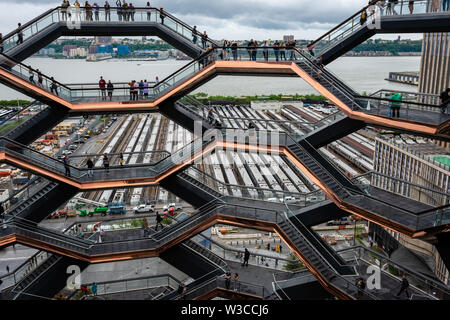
104 1 111 21
107 80 114 100
224 269 231 289
316 56 324 81
119 152 124 166
50 77 59 96
86 157 94 177
192 26 198 45
17 23 24 45
242 248 250 267
207 107 214 124
103 153 110 174
116 0 122 21
159 8 166 24
93 2 100 21
146 2 151 21
440 88 449 114
390 92 402 118
64 155 71 177
99 76 106 100
396 274 410 299
201 31 208 50
155 211 163 231
37 70 43 87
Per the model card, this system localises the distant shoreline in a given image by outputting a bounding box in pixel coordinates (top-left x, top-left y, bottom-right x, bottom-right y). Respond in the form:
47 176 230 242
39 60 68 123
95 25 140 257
30 55 421 60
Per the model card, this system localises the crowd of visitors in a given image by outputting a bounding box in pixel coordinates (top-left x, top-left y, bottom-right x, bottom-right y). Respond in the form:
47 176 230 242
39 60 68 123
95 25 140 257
53 0 450 27
59 1 156 22
95 76 162 101
366 0 450 16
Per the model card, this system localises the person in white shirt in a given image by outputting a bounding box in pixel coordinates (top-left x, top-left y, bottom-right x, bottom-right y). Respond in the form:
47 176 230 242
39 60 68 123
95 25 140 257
146 2 151 20
133 80 139 100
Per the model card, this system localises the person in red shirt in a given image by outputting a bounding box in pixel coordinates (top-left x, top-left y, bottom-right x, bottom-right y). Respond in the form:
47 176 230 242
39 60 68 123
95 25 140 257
80 285 88 295
99 76 106 100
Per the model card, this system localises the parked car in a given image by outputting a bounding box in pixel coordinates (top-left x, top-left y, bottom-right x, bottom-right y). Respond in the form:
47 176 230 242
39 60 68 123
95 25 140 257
108 202 126 215
163 207 174 217
79 206 108 217
168 203 182 211
282 196 297 204
49 211 65 219
133 204 155 214
326 219 350 226
306 196 321 203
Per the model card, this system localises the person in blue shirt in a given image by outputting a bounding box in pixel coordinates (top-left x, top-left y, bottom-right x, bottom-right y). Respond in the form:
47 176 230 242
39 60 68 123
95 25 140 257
104 1 111 21
93 3 100 21
139 80 144 99
116 0 122 21
91 282 98 296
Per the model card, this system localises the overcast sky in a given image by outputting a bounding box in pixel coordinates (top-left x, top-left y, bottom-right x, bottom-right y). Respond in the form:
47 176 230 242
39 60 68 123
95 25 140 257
0 0 421 40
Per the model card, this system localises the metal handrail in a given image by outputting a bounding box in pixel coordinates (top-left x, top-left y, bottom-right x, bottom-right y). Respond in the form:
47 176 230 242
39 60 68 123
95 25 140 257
308 1 381 48
309 1 441 58
0 47 216 104
336 245 450 292
0 53 71 89
1 218 95 250
10 255 62 299
79 273 179 289
193 234 299 264
354 94 447 110
0 101 42 129
283 204 356 274
284 132 449 227
352 171 450 199
0 251 49 288
177 97 346 136
1 8 57 42
185 166 323 198
290 137 356 194
0 6 217 46
178 275 266 300
282 205 379 300
369 88 440 100
183 240 228 270
0 176 41 208
0 135 209 178
271 279 291 300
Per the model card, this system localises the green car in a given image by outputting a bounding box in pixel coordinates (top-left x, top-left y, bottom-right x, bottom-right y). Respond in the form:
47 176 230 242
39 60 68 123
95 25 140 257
87 206 109 217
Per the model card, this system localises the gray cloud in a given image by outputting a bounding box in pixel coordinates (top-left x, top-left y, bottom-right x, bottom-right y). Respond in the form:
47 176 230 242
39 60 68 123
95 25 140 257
1 0 367 26
0 0 420 40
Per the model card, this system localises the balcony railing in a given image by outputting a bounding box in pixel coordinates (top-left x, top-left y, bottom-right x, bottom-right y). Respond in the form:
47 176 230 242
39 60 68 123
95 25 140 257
1 7 218 54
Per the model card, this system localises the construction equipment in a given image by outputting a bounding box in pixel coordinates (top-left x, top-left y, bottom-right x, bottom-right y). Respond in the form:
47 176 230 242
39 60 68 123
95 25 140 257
108 202 126 215
76 204 87 217
87 206 108 217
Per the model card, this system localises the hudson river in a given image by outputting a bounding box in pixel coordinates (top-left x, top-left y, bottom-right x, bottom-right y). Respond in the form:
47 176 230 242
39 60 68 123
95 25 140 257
0 56 421 100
